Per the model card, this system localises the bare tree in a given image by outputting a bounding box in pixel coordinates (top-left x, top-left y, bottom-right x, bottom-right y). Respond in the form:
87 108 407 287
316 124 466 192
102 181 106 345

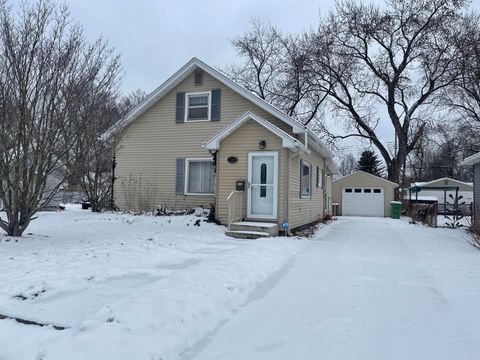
69 94 121 212
305 0 467 186
446 14 480 136
338 153 357 176
228 19 328 127
118 89 148 117
0 0 120 236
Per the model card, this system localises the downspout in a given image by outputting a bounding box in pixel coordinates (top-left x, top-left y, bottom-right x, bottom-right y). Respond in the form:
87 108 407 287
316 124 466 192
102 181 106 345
304 128 308 148
286 149 290 235
110 139 117 210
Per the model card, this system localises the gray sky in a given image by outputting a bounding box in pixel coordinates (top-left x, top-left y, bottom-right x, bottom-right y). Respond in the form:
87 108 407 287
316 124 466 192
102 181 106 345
68 0 336 95
50 0 480 157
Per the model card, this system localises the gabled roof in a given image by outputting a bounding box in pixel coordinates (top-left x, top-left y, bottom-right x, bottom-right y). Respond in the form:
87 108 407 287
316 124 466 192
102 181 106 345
102 57 305 140
411 177 473 189
460 152 480 166
333 170 398 186
203 111 310 153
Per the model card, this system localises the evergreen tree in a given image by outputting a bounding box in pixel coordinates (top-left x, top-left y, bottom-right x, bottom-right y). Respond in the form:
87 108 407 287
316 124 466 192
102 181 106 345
357 150 384 177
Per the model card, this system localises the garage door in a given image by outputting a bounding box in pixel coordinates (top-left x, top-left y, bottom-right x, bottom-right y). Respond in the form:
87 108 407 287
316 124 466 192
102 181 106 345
342 187 384 217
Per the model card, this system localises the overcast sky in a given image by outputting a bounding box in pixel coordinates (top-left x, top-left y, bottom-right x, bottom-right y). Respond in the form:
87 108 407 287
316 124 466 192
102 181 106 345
67 0 334 95
30 1 480 156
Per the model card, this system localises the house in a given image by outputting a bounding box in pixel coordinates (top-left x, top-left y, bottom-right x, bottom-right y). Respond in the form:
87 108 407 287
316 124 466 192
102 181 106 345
332 171 398 217
407 177 473 214
460 153 480 230
104 58 336 237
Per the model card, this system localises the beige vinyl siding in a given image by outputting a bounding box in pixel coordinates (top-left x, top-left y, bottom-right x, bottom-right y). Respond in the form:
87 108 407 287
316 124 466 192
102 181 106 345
474 164 480 230
216 119 286 225
332 172 397 216
288 148 326 230
114 70 294 211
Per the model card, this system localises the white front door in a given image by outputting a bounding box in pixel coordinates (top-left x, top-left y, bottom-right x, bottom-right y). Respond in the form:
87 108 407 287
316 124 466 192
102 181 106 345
247 152 278 219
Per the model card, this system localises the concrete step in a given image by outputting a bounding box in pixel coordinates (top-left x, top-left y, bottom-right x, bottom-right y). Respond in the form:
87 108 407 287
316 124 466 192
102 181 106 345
229 221 278 236
225 230 271 239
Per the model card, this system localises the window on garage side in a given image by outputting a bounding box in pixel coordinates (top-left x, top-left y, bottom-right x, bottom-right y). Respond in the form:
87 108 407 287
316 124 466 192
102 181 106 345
300 160 311 197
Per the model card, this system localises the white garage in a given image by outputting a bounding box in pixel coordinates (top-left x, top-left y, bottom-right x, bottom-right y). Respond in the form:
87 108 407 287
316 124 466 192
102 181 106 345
342 187 385 216
333 171 398 217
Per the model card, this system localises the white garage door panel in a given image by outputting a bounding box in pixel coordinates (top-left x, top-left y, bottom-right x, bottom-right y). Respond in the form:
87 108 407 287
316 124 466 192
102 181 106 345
342 187 384 217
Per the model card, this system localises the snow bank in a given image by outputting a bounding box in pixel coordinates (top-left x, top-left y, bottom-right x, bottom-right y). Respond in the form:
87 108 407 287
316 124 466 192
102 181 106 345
0 207 306 360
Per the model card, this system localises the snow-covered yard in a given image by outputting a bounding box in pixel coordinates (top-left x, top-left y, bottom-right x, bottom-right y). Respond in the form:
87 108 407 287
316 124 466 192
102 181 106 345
0 206 305 360
1 209 479 360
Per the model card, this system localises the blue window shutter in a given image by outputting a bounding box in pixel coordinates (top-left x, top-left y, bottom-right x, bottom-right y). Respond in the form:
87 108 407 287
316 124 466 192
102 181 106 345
211 89 221 121
176 92 185 123
176 158 185 194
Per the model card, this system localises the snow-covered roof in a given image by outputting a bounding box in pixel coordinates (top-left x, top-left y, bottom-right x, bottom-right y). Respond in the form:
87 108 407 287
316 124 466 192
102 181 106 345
410 177 473 189
203 111 310 153
460 152 480 166
406 195 438 202
333 170 398 186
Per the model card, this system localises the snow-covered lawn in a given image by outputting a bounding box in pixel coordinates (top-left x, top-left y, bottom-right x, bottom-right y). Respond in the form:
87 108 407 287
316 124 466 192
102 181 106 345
0 206 305 360
1 210 479 360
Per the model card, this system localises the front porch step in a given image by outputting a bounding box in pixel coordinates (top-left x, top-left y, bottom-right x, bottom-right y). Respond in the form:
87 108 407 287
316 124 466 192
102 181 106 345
229 221 279 236
225 230 271 239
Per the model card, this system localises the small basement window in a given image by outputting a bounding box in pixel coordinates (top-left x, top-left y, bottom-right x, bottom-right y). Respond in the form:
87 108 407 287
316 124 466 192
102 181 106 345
354 188 362 193
364 188 372 193
185 92 210 121
374 189 381 193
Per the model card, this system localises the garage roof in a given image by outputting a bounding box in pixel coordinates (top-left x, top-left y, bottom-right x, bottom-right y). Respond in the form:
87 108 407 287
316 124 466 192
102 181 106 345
334 171 398 187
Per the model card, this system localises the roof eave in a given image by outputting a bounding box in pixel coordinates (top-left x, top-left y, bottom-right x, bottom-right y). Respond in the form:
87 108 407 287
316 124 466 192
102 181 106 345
460 152 480 166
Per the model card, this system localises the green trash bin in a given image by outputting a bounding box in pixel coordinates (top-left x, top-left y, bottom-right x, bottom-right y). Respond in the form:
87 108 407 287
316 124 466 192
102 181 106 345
390 201 402 219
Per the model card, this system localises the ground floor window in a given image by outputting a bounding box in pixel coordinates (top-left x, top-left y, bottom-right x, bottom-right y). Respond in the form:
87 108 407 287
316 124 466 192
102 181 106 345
301 160 311 197
186 159 214 195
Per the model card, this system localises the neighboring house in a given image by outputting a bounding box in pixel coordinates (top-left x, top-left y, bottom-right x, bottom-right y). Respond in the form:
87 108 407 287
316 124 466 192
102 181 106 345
104 58 336 236
460 153 480 230
407 177 473 214
332 171 398 217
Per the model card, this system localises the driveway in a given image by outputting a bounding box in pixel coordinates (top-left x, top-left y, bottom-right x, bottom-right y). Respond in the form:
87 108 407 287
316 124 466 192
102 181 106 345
185 217 480 360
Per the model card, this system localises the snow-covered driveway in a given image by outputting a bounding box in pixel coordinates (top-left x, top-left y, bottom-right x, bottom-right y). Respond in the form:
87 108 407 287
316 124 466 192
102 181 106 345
185 217 480 360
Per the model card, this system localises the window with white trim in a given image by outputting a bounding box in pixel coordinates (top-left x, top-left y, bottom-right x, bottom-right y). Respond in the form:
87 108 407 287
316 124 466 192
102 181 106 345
301 161 311 197
317 166 323 188
185 92 210 121
185 159 214 195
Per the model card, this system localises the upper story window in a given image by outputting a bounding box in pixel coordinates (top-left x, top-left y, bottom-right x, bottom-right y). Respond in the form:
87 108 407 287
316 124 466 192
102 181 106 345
185 91 211 122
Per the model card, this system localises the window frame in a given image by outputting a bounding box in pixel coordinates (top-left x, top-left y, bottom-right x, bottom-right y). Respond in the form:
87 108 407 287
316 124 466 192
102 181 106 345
184 158 215 196
300 160 311 198
184 91 211 122
316 166 323 189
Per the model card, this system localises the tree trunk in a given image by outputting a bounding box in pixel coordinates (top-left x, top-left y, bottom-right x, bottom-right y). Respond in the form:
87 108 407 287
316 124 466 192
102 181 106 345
4 211 30 237
387 159 402 200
